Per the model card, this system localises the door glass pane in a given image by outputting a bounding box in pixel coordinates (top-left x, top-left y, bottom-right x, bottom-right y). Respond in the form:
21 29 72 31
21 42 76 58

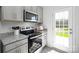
55 11 69 48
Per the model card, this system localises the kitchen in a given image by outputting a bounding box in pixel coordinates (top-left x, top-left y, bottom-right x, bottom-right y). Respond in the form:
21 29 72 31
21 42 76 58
0 6 47 53
0 6 79 53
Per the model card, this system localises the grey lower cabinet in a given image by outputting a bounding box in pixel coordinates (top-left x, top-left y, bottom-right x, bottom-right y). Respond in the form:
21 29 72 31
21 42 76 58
4 38 28 53
18 44 28 53
8 44 28 53
42 32 47 47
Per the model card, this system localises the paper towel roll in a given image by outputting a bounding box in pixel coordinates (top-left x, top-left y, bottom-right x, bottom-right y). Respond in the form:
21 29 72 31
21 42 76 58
14 30 19 36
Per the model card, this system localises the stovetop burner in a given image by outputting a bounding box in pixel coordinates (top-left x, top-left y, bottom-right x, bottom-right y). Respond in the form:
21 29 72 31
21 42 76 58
20 29 41 37
20 29 34 35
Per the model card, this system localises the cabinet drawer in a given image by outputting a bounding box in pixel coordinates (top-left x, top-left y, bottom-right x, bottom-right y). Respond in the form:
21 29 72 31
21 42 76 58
19 44 28 53
7 48 17 53
4 39 28 52
7 44 28 53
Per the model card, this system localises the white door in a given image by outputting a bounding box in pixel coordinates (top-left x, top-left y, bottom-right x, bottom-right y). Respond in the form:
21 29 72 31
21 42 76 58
53 7 73 52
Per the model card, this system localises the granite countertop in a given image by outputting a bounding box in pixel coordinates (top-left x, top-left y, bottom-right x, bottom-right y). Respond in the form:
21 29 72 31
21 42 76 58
0 33 28 46
0 29 47 46
37 29 47 35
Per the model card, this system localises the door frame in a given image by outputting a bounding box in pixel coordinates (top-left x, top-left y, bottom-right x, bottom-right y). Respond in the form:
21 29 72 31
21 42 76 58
53 7 73 53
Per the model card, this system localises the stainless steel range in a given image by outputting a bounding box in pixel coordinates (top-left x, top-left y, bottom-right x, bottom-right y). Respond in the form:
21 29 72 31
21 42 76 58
20 28 42 53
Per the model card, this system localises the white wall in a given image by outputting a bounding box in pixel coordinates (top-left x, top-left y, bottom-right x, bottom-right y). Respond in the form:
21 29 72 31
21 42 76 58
0 21 36 33
73 7 79 52
43 6 55 47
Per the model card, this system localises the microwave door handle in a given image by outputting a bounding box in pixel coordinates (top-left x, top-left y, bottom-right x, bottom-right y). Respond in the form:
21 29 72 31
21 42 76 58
23 9 26 21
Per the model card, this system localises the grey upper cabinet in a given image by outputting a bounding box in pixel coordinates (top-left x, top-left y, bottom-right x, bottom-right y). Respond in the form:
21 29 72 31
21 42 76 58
25 6 37 14
31 6 37 13
2 6 23 21
1 6 43 23
24 6 31 12
37 7 43 23
16 7 23 21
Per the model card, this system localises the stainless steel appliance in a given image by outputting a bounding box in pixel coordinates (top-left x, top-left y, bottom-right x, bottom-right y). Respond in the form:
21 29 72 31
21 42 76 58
20 28 42 53
23 10 38 22
28 33 42 53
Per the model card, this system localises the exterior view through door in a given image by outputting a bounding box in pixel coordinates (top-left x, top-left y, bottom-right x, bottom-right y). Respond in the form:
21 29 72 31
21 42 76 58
53 7 73 52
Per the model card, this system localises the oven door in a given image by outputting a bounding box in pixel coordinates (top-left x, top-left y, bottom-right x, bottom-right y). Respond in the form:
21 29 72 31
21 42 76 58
28 36 42 53
23 11 38 22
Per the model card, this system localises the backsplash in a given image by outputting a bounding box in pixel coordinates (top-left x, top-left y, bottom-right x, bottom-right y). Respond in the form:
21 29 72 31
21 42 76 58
0 21 37 33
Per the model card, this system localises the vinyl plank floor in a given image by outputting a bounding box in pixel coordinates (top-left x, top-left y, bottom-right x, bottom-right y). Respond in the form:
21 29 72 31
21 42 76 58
41 46 59 53
41 46 66 53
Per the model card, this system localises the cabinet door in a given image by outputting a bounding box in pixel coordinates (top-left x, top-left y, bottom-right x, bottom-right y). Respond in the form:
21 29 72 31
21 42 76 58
31 6 37 13
8 48 18 53
16 6 23 21
25 6 37 13
2 6 23 21
37 7 43 23
20 44 28 53
42 34 47 47
2 6 14 20
14 44 28 53
25 6 31 12
8 44 28 53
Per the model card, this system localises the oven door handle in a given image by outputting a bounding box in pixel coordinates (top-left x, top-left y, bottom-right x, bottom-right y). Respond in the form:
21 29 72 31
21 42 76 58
30 35 42 39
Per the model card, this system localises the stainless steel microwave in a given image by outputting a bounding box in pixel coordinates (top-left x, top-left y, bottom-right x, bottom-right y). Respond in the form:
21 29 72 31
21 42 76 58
23 10 38 22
